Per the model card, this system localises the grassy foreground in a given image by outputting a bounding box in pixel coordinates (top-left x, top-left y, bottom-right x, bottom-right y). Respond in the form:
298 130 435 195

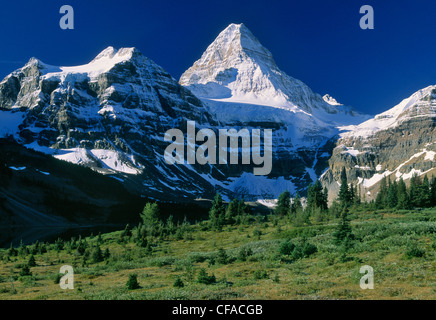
0 208 435 300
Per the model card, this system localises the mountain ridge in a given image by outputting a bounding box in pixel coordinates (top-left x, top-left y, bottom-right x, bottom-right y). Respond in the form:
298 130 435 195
1 23 433 205
0 45 221 201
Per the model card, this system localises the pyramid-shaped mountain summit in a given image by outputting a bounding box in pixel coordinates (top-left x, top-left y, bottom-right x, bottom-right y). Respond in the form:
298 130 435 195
180 23 368 122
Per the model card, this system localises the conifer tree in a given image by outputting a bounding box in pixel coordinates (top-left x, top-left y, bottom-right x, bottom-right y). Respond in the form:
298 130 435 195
173 276 184 288
20 265 32 277
307 180 328 212
307 184 314 208
323 186 329 207
409 173 420 207
165 215 176 235
338 167 351 207
430 175 436 206
103 248 111 260
291 192 303 214
225 199 239 224
91 245 104 263
408 174 432 208
419 175 431 207
140 203 160 236
209 192 226 231
333 206 354 245
8 244 17 257
126 274 140 290
197 268 216 284
397 178 410 209
387 179 398 208
27 255 36 267
375 176 388 209
275 190 291 216
237 199 249 216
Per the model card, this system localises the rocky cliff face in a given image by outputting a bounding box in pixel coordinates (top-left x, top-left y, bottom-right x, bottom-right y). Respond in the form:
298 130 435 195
321 85 436 201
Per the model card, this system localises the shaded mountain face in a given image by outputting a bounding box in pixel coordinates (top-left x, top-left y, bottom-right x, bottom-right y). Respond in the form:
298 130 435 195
321 85 436 201
0 138 212 245
0 138 144 228
180 23 370 197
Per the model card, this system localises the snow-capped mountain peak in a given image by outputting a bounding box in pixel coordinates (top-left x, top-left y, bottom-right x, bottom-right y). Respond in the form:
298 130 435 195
26 57 43 67
41 47 137 79
214 23 275 64
180 23 368 124
180 22 284 104
91 46 137 64
92 46 118 61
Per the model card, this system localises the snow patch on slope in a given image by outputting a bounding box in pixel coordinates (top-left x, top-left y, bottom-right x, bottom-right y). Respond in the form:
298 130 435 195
25 144 142 175
341 146 361 157
362 171 392 188
360 148 436 188
89 149 141 174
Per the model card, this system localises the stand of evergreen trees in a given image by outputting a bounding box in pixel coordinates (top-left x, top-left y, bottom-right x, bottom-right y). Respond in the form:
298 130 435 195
272 167 436 226
274 180 328 224
209 193 251 230
375 174 436 209
130 167 436 240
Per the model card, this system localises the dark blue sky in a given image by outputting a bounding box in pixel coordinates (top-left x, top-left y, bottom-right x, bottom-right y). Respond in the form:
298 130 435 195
0 0 435 115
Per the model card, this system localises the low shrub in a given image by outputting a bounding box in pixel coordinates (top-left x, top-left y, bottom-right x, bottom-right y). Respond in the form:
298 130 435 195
197 268 216 285
126 274 140 290
405 245 425 259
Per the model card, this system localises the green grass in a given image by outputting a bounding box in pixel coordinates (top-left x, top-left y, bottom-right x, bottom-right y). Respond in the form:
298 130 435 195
0 208 435 300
